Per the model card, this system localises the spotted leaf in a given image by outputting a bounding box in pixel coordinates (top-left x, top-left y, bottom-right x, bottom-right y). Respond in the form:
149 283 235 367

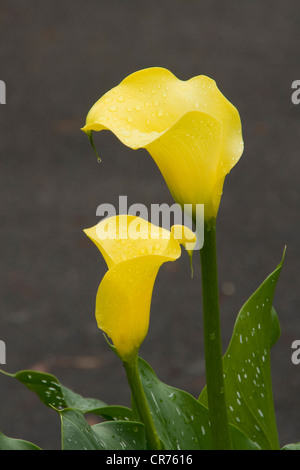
136 357 260 450
199 249 285 449
60 410 146 450
0 369 134 421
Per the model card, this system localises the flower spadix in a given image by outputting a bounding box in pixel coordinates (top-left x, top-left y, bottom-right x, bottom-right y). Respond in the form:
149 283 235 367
84 215 196 362
82 67 244 221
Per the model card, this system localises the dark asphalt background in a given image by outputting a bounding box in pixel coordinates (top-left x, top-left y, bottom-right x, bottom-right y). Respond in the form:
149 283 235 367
0 0 300 450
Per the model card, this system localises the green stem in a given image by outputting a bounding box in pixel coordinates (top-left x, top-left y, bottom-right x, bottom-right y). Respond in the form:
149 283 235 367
123 354 162 450
200 218 232 450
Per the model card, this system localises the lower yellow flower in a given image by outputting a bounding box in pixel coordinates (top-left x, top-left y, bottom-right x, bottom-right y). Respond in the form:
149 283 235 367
84 215 196 361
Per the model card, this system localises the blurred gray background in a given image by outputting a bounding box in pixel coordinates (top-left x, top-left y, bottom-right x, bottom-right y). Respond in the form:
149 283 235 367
0 0 300 449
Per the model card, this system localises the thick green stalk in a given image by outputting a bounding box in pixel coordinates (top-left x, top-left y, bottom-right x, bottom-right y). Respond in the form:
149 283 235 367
123 354 162 450
200 218 232 449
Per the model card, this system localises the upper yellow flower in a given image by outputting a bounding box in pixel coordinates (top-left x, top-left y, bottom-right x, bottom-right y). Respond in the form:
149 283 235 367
82 67 243 221
84 215 196 362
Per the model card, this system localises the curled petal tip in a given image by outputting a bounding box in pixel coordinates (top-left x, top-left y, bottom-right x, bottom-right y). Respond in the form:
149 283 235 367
84 129 102 163
171 225 196 278
171 224 197 251
188 250 194 279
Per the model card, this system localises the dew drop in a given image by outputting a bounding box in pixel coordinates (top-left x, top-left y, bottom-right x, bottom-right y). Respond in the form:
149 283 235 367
168 392 176 401
120 129 131 137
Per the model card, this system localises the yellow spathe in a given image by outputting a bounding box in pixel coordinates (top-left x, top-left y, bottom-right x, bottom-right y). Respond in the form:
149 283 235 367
84 215 196 361
82 67 244 220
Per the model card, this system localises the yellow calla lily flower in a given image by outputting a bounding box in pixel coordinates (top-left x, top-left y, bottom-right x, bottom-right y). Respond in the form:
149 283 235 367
82 67 243 221
84 215 196 361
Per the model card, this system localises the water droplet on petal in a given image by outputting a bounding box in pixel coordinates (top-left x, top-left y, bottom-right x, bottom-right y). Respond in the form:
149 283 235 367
120 129 131 137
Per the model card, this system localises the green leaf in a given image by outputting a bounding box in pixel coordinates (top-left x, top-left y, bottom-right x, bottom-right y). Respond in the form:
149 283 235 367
60 410 145 450
61 409 105 450
137 357 260 450
0 369 133 421
281 443 300 450
199 250 285 450
0 431 41 450
95 405 136 422
92 420 146 450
